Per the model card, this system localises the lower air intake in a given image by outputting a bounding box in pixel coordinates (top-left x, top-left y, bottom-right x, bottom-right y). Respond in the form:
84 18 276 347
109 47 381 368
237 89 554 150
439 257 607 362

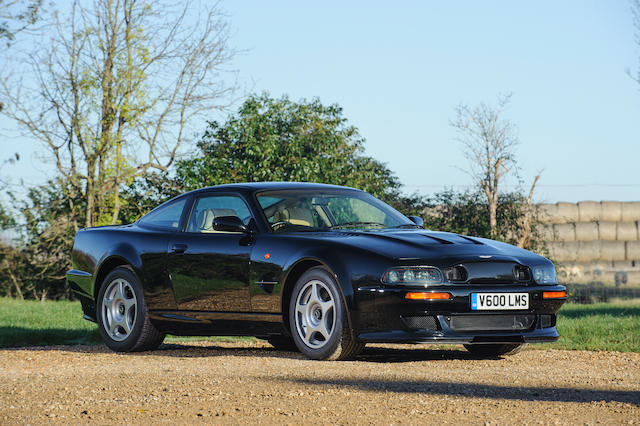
448 315 535 332
540 314 556 328
401 315 440 330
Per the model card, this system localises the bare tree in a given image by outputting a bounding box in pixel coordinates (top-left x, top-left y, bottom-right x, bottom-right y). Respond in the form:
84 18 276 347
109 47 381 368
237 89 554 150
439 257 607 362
0 0 41 46
0 0 235 227
0 0 42 112
516 173 540 248
451 94 538 240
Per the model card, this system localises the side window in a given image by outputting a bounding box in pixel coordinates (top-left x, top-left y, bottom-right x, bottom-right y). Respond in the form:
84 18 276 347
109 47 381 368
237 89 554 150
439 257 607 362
138 198 187 230
188 195 252 233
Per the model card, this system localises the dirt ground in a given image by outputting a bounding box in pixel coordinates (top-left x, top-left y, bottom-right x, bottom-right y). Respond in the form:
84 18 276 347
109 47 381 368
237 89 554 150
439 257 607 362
0 341 638 425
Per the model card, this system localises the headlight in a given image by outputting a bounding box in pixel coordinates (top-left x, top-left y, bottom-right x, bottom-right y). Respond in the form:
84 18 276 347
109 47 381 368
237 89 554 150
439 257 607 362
532 264 557 284
382 266 443 286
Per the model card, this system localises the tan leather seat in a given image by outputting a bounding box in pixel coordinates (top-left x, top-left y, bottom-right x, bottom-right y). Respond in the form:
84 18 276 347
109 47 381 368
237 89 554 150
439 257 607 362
212 208 238 218
195 208 243 233
287 207 314 227
196 209 216 231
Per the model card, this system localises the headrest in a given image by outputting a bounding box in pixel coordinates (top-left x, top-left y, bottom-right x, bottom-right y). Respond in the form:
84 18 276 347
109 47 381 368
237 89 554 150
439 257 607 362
196 209 215 231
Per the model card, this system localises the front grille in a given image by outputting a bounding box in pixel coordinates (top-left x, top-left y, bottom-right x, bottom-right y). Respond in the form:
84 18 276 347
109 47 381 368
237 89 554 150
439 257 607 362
401 315 440 330
448 314 535 332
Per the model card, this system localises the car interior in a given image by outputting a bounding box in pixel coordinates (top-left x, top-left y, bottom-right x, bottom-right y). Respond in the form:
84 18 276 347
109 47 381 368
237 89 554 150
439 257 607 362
194 208 240 233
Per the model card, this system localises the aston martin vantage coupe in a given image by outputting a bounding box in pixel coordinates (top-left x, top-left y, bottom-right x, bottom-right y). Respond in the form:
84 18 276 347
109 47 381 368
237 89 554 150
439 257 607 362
67 182 566 360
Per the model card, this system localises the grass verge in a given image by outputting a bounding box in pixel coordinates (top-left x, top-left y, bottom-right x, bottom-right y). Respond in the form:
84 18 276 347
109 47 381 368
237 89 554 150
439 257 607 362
538 302 640 352
0 298 638 352
0 297 101 347
0 298 254 348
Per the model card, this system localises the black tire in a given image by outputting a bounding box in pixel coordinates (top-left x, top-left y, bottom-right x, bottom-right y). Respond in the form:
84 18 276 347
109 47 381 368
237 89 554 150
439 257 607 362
267 336 299 352
96 266 165 352
289 266 364 360
463 343 526 357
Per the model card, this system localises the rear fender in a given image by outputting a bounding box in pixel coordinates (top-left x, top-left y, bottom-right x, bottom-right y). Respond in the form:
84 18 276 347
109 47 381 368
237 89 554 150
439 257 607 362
93 244 143 299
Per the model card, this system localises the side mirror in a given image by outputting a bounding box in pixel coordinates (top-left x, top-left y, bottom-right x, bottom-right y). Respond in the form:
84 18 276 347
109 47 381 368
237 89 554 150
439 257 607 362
407 215 424 227
212 216 248 233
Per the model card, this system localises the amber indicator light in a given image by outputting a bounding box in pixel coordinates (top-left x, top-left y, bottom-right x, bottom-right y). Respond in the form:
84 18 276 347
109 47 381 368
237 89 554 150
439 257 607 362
405 292 452 300
542 291 566 299
264 253 270 260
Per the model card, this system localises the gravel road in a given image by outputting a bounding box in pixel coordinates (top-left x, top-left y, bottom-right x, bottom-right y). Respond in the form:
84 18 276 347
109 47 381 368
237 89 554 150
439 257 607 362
1 341 638 424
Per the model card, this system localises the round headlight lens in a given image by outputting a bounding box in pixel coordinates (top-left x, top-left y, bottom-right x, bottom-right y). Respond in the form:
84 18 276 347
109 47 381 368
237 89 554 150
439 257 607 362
403 269 415 282
382 266 443 286
532 265 557 284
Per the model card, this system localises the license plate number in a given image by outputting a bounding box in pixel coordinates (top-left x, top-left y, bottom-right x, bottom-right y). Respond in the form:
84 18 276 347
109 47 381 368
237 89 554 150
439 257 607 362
471 293 529 310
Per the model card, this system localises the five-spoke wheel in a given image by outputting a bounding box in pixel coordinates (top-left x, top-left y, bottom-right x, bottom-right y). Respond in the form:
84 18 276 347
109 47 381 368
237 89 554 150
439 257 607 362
289 266 364 360
101 278 137 341
97 266 165 352
294 279 336 349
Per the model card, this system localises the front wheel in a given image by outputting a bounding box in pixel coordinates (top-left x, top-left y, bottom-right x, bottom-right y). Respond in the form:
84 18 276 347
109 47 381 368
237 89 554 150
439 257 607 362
96 266 165 352
463 343 526 357
289 266 364 360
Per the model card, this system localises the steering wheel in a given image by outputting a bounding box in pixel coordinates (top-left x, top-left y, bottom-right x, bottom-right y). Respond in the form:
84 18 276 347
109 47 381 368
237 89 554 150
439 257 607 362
271 221 289 231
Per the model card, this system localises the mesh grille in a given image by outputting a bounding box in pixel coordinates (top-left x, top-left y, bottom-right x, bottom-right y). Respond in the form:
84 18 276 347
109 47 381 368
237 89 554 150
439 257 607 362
448 315 535 332
402 315 439 330
540 314 556 328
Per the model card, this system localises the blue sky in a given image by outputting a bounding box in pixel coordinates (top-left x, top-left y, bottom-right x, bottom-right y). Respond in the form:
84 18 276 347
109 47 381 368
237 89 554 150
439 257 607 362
1 1 639 202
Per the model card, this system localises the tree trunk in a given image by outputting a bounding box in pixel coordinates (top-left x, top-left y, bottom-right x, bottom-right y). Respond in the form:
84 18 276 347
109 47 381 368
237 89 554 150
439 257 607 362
111 137 122 225
517 174 541 248
10 271 23 300
85 162 96 228
489 198 497 239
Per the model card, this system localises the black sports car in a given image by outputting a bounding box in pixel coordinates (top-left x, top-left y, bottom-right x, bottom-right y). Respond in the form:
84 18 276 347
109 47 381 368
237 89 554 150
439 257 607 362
67 182 566 360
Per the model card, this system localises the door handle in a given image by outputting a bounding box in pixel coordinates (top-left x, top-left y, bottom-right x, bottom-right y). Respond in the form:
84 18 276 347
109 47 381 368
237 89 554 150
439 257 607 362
171 243 188 253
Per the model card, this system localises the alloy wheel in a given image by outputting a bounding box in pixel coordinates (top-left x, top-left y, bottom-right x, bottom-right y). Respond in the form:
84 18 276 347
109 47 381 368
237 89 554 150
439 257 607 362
294 279 336 349
101 278 137 342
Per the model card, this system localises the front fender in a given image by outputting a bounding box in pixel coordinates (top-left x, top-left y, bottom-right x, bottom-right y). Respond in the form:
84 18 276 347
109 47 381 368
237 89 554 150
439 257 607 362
280 245 393 336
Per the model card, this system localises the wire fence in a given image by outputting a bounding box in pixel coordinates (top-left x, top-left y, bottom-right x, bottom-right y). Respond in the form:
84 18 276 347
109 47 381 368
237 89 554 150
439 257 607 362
563 283 640 304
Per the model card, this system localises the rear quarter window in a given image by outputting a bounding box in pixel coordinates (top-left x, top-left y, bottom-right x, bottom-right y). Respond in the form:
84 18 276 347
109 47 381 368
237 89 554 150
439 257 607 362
138 198 186 230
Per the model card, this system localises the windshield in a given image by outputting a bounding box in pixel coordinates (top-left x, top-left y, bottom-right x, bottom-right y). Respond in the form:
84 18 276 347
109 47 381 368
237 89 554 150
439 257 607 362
256 190 416 232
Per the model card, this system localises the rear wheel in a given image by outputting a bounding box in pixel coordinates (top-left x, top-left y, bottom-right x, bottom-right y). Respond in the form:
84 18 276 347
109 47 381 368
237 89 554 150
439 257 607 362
97 266 165 352
463 343 526 357
289 266 364 360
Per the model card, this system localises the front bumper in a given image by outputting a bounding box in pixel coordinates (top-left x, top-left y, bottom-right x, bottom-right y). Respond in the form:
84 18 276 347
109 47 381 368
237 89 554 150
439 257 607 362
355 284 566 344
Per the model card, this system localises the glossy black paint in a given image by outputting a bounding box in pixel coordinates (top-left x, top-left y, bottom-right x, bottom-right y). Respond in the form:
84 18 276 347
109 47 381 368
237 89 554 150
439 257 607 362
67 182 566 343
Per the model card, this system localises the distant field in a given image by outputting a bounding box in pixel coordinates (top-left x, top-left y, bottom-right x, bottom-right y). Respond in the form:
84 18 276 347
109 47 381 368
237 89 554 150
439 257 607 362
563 282 640 304
0 298 638 352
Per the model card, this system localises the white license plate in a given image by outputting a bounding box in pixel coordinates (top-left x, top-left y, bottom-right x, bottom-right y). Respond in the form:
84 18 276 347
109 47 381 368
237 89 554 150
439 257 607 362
471 293 529 310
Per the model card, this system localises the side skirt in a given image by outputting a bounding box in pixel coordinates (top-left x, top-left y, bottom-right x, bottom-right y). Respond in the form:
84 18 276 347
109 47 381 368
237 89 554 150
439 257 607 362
148 310 285 337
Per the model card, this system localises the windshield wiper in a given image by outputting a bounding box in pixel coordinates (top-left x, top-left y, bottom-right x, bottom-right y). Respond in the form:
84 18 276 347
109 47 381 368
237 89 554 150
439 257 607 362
393 223 422 229
329 221 386 229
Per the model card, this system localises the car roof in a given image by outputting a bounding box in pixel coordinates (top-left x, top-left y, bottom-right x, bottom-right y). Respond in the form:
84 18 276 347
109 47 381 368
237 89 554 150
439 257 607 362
184 182 362 195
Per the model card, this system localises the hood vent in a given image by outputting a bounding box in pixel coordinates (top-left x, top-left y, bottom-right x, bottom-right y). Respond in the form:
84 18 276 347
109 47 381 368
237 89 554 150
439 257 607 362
422 234 454 244
457 235 483 245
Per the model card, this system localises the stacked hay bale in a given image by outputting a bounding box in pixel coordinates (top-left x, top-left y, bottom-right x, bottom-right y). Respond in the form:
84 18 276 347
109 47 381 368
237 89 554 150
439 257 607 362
540 201 640 286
